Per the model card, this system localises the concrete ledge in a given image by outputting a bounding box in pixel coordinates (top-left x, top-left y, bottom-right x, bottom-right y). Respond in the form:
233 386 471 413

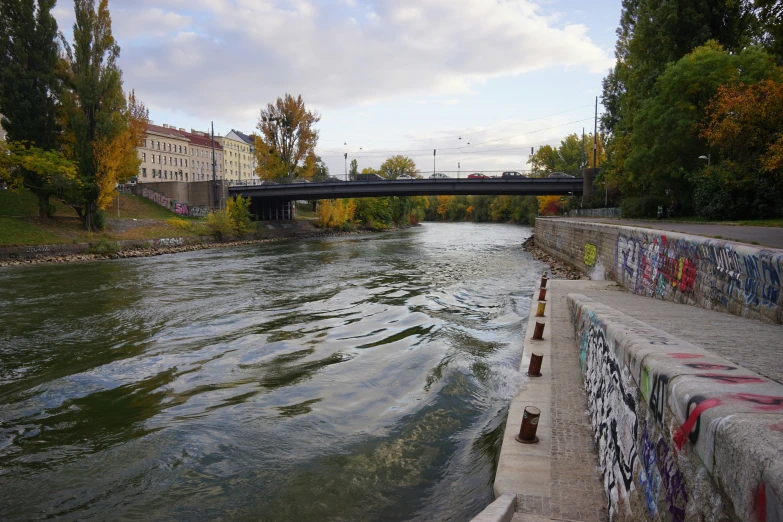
470 494 516 522
569 293 783 521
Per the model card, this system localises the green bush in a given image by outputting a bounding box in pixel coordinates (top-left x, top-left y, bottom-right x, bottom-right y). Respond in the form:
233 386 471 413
620 196 665 218
89 237 119 255
94 209 106 230
226 196 252 237
206 210 234 241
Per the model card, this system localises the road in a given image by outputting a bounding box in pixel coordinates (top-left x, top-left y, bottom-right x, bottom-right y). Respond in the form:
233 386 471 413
567 218 783 249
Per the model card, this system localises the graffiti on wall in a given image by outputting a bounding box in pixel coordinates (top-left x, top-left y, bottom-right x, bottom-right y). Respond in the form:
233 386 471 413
585 243 597 266
614 231 782 317
142 187 208 217
581 315 639 518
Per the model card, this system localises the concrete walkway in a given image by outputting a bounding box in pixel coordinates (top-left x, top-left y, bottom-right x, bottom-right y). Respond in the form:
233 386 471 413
565 217 783 249
494 279 614 521
487 277 783 522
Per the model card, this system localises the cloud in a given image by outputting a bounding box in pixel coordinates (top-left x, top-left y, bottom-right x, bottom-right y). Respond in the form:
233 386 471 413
52 0 613 127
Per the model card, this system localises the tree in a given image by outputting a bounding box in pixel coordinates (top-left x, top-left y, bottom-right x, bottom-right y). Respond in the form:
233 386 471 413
310 155 330 182
0 0 62 217
625 43 779 204
0 141 79 200
695 79 783 218
60 0 147 230
255 94 320 181
379 155 419 179
529 145 557 175
349 158 358 180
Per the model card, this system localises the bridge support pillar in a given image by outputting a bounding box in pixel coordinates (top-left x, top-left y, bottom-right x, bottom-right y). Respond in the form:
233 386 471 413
249 198 295 221
582 168 595 203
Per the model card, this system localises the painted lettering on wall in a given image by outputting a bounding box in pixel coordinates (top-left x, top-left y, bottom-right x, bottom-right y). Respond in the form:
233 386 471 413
581 317 639 518
157 237 184 247
585 243 597 267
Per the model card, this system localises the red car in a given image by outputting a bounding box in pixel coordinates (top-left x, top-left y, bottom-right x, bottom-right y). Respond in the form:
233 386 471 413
467 173 489 179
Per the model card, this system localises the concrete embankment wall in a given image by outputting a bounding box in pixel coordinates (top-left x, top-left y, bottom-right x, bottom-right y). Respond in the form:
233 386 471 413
569 294 783 521
534 218 783 324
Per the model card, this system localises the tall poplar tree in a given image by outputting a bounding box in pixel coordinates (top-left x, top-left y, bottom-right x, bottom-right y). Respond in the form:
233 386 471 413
60 0 146 230
0 0 63 217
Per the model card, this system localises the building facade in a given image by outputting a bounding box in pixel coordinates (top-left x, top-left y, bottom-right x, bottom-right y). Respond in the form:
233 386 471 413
217 130 256 183
136 124 224 183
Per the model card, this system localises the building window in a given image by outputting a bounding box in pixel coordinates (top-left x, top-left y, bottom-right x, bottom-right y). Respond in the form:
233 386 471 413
142 152 146 161
185 160 188 167
142 168 147 178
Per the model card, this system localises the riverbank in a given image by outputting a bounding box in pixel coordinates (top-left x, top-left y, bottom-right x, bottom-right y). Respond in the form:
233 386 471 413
0 222 416 267
522 235 584 280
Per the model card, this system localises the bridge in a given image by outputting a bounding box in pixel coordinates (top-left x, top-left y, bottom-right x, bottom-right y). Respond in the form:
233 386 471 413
229 178 585 219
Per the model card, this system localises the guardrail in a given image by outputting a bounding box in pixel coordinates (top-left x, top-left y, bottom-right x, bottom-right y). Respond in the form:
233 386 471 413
568 207 622 218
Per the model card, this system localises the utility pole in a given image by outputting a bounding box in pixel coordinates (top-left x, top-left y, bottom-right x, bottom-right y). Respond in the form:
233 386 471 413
433 149 436 176
581 127 585 172
344 153 348 181
211 121 218 209
458 162 460 179
593 97 605 206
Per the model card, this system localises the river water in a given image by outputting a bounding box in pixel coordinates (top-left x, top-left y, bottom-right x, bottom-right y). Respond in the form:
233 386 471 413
0 222 544 521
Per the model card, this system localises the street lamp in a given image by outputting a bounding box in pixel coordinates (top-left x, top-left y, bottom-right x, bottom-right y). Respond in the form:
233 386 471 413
698 154 711 166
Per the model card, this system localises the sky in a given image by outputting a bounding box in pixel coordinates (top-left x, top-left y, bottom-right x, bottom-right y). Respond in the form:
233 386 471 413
52 0 622 177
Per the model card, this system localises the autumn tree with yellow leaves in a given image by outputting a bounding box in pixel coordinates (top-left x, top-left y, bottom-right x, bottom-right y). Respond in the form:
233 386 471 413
59 0 149 230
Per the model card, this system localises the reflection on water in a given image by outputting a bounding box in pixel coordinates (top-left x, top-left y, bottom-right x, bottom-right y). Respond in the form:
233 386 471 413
0 222 544 521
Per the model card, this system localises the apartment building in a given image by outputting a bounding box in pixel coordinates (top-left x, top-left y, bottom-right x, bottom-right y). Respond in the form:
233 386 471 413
232 130 258 179
136 124 224 183
217 130 256 182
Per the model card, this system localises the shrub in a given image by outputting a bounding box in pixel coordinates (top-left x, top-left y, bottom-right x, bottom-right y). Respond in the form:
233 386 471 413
226 195 252 236
205 210 234 241
94 209 106 230
89 237 119 255
620 196 664 218
167 217 191 230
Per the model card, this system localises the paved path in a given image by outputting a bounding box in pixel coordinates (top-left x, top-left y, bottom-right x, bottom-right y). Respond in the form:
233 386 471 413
566 218 783 249
490 278 783 522
572 284 783 385
496 279 612 522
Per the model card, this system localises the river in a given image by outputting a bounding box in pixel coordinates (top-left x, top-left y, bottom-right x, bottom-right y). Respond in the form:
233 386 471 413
0 222 544 521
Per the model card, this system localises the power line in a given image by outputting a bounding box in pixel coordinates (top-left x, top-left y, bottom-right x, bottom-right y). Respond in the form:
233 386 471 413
317 117 595 156
317 103 594 145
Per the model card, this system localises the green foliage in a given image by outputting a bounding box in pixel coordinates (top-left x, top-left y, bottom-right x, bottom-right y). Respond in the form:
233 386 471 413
349 159 358 180
226 195 252 237
206 210 234 241
93 209 106 230
620 196 665 219
379 155 419 179
424 195 537 224
0 217 64 246
89 237 119 255
0 0 63 217
167 217 191 230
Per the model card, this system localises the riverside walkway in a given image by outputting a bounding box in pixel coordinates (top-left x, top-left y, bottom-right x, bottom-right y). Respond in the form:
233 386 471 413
473 278 783 522
567 217 783 249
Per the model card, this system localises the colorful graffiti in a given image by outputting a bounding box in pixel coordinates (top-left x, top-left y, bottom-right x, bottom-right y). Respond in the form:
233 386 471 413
141 187 207 217
613 231 782 322
581 315 639 518
585 243 597 266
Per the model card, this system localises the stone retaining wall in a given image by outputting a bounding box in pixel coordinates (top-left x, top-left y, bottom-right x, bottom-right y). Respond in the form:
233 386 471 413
535 218 783 324
569 293 783 522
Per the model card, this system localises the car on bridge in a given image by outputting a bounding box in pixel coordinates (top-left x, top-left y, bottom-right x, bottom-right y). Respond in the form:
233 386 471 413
501 171 527 179
467 173 489 179
430 172 450 179
548 172 575 178
356 173 385 181
397 174 416 180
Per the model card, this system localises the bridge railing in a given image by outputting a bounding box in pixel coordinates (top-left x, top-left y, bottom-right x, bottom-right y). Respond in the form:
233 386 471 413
569 207 622 218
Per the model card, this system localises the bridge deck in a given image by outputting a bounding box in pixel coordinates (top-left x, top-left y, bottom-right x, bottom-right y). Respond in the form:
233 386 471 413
229 178 583 200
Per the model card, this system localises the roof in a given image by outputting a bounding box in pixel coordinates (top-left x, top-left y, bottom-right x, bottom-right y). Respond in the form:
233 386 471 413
180 129 223 150
147 123 189 141
146 123 223 150
232 129 255 146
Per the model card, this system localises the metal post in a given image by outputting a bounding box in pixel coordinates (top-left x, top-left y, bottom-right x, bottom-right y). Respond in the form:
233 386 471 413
527 352 543 377
515 406 541 444
211 122 218 209
344 152 348 180
433 149 436 176
532 321 545 340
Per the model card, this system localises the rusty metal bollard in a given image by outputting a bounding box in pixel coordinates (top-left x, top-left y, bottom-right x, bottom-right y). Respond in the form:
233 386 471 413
527 352 543 377
538 287 547 302
540 273 548 288
536 300 546 317
531 321 545 340
515 406 541 444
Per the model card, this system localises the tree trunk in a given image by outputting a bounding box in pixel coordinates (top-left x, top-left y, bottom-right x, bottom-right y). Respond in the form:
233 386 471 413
32 190 51 218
